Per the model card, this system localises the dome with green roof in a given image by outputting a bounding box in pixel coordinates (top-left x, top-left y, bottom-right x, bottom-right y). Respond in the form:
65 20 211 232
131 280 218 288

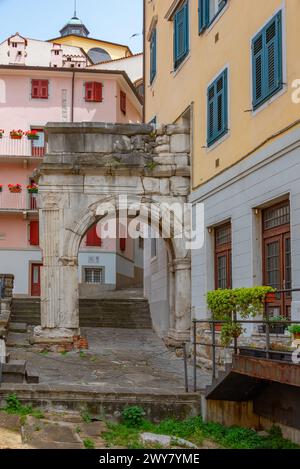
60 4 90 38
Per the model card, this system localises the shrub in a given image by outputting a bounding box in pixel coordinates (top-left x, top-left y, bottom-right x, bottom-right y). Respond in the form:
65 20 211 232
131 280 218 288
122 406 145 428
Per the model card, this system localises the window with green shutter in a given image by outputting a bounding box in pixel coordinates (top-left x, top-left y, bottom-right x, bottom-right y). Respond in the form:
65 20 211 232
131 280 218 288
207 69 228 147
199 0 227 33
150 28 157 84
252 11 283 109
174 1 189 70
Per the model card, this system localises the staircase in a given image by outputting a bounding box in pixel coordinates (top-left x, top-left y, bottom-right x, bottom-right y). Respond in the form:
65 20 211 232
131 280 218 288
11 297 152 329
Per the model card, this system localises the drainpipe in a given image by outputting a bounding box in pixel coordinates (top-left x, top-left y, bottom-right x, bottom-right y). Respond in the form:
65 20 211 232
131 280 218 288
71 71 75 123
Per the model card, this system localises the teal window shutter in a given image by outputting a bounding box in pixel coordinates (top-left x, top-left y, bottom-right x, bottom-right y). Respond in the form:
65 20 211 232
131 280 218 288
174 1 189 69
207 69 228 146
150 29 157 84
199 0 209 33
252 11 282 109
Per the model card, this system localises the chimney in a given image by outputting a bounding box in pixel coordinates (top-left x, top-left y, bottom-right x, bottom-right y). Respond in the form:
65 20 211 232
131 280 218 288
8 33 27 65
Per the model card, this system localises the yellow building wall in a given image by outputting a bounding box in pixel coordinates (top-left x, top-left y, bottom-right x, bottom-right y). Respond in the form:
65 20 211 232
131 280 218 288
144 0 300 190
52 35 131 61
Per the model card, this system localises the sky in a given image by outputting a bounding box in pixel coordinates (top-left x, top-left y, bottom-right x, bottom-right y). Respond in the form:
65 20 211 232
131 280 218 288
0 0 143 53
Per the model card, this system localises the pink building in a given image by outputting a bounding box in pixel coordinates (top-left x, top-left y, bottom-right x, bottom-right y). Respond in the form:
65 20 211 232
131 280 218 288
0 32 143 297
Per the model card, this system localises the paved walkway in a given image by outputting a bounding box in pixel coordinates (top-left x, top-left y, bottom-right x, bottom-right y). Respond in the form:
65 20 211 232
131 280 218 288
9 328 211 393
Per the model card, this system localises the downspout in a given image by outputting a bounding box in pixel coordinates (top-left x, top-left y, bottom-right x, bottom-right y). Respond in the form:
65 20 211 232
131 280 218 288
71 71 75 122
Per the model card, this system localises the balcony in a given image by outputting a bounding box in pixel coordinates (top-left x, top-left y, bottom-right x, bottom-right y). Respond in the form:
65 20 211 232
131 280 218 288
0 190 38 213
0 137 46 160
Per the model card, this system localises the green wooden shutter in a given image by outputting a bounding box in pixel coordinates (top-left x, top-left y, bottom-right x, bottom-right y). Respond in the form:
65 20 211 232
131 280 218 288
207 69 228 146
150 29 157 84
264 11 282 98
199 0 209 33
252 32 264 108
252 11 282 109
174 1 189 69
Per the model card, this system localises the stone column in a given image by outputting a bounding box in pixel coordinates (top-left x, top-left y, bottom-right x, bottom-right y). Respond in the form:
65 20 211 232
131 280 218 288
33 206 80 345
167 258 191 345
168 261 176 331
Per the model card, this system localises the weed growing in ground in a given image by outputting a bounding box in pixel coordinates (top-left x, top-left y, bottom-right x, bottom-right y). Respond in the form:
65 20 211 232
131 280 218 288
83 438 95 449
81 410 92 423
3 394 44 419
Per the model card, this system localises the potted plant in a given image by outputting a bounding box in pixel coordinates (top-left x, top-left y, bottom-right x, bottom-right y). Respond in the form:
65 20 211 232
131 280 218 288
288 325 300 340
207 286 276 345
27 183 38 194
25 130 39 141
220 321 245 347
8 184 22 194
0 130 4 139
258 315 288 334
10 130 23 140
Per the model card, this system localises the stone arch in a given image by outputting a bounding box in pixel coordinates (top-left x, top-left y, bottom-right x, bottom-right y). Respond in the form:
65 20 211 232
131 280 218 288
63 194 186 262
35 122 191 346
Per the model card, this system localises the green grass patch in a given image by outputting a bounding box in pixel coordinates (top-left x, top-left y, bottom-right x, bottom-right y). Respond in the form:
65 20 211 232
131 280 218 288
102 409 299 450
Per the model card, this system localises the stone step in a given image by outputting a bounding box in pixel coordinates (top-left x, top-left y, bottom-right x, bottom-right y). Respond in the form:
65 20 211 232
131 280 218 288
9 323 28 333
11 297 152 329
2 360 26 384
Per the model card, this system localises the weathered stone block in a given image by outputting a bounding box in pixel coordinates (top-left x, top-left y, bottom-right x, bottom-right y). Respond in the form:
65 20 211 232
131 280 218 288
170 134 190 153
153 144 170 154
170 177 190 196
153 154 175 165
175 154 190 167
142 177 160 194
112 135 131 152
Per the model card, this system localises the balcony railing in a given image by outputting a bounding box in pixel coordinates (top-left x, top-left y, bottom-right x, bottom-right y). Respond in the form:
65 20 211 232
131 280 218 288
0 190 38 211
0 137 46 158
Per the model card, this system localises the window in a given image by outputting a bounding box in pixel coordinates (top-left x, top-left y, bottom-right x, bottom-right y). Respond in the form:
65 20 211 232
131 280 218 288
120 91 127 114
214 223 232 289
31 80 49 99
85 82 103 102
84 268 103 284
252 11 282 109
174 1 189 70
12 42 17 48
150 28 157 84
120 238 126 252
86 225 102 247
199 0 227 33
263 201 291 318
54 50 60 56
207 68 228 146
29 221 39 246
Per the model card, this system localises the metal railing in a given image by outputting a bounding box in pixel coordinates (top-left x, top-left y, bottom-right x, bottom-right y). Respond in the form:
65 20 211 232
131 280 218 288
0 190 38 210
0 137 46 158
191 289 300 392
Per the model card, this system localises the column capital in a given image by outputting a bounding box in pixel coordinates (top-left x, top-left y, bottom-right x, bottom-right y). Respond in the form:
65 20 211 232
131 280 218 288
173 258 191 271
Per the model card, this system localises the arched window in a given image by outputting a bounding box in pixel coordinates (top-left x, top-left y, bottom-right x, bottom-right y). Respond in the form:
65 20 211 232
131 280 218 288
88 47 111 64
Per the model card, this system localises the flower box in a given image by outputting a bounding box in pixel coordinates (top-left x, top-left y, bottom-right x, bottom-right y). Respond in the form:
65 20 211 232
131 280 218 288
27 184 38 194
10 130 23 140
0 130 4 139
26 131 39 141
8 184 22 194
